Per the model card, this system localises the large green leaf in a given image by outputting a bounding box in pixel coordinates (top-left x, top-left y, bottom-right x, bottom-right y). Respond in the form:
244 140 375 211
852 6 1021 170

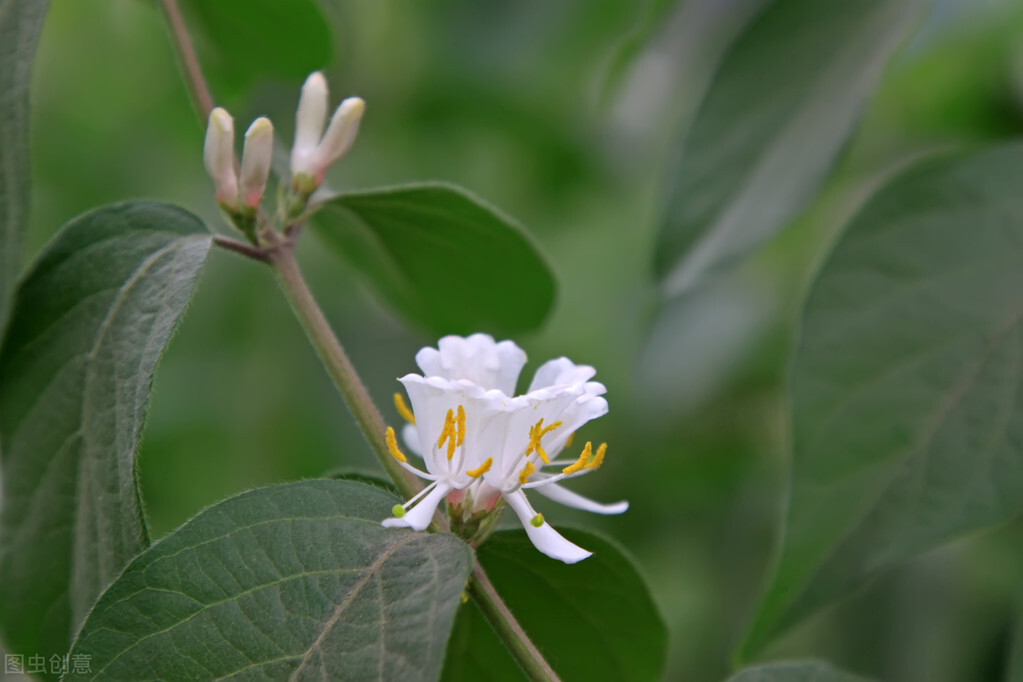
743 144 1023 656
654 0 928 296
0 0 49 332
726 661 873 682
315 183 556 336
442 528 666 682
180 0 332 85
67 480 474 681
0 202 211 665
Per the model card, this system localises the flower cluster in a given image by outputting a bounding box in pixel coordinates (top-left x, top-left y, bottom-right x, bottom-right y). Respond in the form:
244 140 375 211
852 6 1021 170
201 72 364 231
382 334 627 563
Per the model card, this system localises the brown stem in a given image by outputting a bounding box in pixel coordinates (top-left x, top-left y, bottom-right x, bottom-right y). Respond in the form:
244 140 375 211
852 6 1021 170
212 235 273 262
157 0 215 121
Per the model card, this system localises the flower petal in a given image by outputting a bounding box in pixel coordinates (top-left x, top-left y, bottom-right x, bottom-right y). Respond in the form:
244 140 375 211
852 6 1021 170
402 423 422 456
416 333 527 395
504 490 592 564
382 482 451 531
531 480 629 515
528 357 597 392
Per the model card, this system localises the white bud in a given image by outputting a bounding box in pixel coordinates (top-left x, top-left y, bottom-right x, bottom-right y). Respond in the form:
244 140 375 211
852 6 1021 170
239 117 274 209
290 72 328 177
314 96 364 171
203 107 238 207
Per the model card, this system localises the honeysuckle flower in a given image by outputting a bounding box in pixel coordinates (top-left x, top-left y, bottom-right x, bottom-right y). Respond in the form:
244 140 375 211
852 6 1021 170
203 107 238 208
382 334 628 564
290 71 365 193
239 117 274 209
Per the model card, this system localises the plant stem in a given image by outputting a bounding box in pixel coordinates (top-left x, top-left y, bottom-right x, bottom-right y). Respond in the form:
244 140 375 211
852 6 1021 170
469 564 561 682
158 0 214 121
163 8 559 677
268 241 419 500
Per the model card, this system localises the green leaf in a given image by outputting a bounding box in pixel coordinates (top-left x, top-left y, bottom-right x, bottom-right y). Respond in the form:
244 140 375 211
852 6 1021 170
67 480 474 681
0 202 211 665
654 0 928 296
726 661 874 682
442 528 666 682
743 143 1023 657
0 0 49 332
315 183 556 336
180 0 333 85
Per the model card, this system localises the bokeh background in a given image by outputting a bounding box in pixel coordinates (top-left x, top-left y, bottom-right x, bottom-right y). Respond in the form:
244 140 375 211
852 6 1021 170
16 0 1023 679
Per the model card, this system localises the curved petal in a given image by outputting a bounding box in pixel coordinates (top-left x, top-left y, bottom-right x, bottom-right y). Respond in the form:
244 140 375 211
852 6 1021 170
504 490 592 564
382 482 451 531
528 357 597 392
531 481 629 515
416 334 527 395
542 392 609 458
402 423 422 456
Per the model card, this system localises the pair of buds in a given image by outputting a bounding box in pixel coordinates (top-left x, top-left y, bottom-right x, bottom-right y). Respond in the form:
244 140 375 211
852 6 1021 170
202 72 365 215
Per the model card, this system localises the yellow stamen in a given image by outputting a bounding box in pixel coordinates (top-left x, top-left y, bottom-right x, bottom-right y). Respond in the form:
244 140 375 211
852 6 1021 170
562 441 592 475
391 504 406 518
530 513 545 528
587 443 607 470
385 426 407 463
518 461 536 485
437 408 458 460
525 418 562 465
465 457 493 478
565 431 575 448
456 404 466 446
393 393 416 424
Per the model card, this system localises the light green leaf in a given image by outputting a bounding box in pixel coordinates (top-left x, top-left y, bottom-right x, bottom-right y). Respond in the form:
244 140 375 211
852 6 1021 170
316 183 556 336
743 144 1023 656
654 0 928 296
442 528 666 682
0 0 49 332
67 480 474 681
726 661 873 682
180 0 333 85
0 202 211 666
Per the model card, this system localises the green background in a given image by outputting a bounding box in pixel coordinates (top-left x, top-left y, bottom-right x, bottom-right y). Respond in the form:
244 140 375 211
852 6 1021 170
11 0 1023 679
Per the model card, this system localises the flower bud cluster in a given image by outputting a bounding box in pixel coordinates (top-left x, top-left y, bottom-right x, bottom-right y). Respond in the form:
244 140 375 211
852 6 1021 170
201 71 364 241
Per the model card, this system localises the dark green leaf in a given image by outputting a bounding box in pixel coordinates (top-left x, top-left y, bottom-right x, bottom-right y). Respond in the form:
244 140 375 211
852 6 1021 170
654 0 928 296
0 0 49 332
743 144 1023 656
180 0 333 85
0 202 211 666
315 182 556 336
726 661 873 682
442 528 666 682
67 480 474 681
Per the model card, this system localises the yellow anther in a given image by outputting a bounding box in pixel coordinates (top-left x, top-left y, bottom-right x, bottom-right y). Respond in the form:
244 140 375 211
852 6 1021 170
437 408 458 460
562 441 592 475
456 404 466 446
391 504 406 518
518 461 536 485
393 393 416 425
530 513 545 528
525 418 562 465
465 457 493 479
385 427 407 463
587 443 607 470
565 431 575 448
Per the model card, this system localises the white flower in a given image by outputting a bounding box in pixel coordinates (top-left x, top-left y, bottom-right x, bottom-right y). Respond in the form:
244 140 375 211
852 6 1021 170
290 71 365 191
382 333 628 564
203 107 238 207
239 117 274 209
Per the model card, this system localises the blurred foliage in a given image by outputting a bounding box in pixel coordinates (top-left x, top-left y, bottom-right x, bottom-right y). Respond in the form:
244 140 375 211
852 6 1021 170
15 0 1023 679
